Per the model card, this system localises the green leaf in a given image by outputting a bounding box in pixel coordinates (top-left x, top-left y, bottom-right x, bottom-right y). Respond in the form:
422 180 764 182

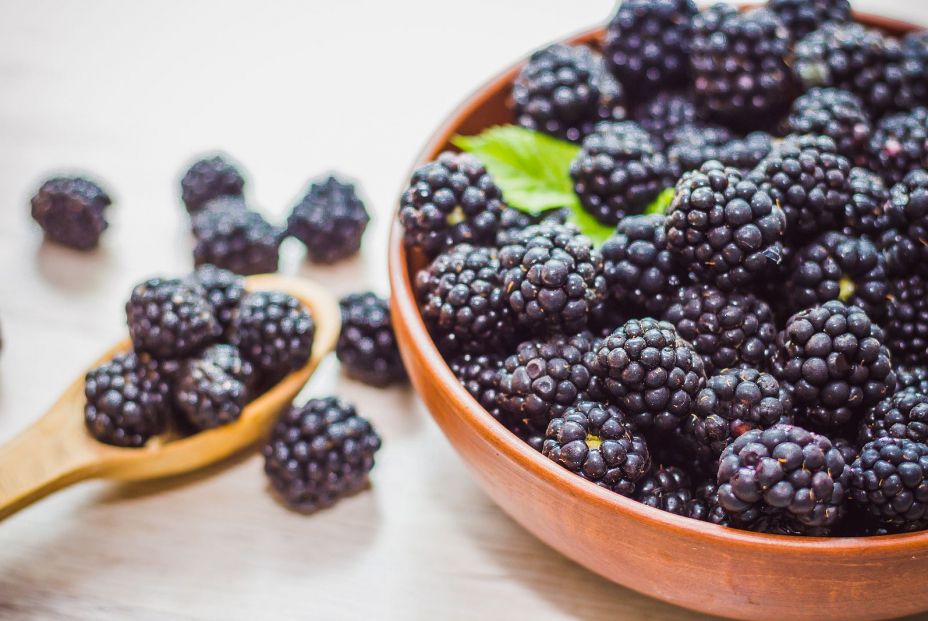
643 187 676 215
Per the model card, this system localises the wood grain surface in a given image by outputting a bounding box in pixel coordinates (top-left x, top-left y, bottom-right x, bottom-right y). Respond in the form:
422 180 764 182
0 1 926 620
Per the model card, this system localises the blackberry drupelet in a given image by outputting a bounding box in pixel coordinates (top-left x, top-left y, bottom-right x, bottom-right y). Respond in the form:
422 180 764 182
192 204 282 275
499 222 606 334
570 122 673 225
868 108 928 185
849 437 928 531
690 5 794 126
595 317 706 431
898 366 928 394
604 0 697 90
859 389 928 445
175 344 255 431
772 300 896 428
768 0 850 40
415 244 514 354
843 167 890 238
883 169 928 274
662 285 777 376
399 152 504 255
287 176 370 263
336 292 406 387
232 291 314 379
666 160 786 291
84 351 171 447
512 43 626 143
632 91 701 149
542 400 650 497
126 277 221 359
30 176 111 250
783 88 871 165
885 273 928 367
717 424 848 529
667 128 772 176
263 397 381 513
188 264 245 333
450 353 503 419
601 214 682 318
180 155 245 214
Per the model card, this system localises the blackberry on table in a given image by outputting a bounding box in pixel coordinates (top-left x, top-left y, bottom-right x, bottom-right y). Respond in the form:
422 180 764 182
287 176 370 264
883 170 928 274
604 0 697 91
263 397 381 513
232 291 314 379
632 91 701 149
399 152 504 255
84 351 171 447
175 344 255 431
849 437 928 532
180 155 245 214
885 273 928 367
188 264 245 333
192 203 282 275
30 176 111 250
126 277 221 359
868 108 928 185
772 300 896 428
542 400 650 497
843 167 890 239
897 366 928 394
768 0 850 40
667 127 772 175
512 43 626 143
783 88 871 166
336 292 406 387
859 389 928 446
666 160 786 291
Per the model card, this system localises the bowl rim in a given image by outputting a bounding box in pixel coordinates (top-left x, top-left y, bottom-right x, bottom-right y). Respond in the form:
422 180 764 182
388 16 928 554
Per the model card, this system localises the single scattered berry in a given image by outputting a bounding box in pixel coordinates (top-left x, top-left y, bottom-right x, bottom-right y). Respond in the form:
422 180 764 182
843 167 890 238
232 291 314 379
849 437 928 532
868 108 928 185
768 0 850 40
126 277 221 359
191 202 282 276
632 91 701 149
885 273 928 367
336 292 406 387
188 264 245 333
287 176 370 263
180 155 245 214
897 366 928 394
783 88 871 165
263 397 381 513
859 389 928 446
667 127 772 175
175 344 255 431
30 176 111 250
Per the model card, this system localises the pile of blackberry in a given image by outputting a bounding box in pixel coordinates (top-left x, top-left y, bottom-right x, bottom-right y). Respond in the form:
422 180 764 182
403 1 928 537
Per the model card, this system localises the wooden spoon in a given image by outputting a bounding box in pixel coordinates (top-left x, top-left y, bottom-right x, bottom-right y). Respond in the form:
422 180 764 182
0 274 339 521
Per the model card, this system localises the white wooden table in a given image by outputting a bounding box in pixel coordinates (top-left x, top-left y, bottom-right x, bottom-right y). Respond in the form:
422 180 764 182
1 1 927 619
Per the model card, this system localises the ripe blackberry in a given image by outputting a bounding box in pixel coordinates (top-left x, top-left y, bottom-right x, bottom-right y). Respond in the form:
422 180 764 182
542 400 650 497
179 155 245 214
783 88 871 165
231 291 314 379
399 152 504 255
336 292 406 387
604 0 697 90
632 92 701 149
263 397 381 513
662 285 777 376
601 214 682 318
897 366 928 394
768 0 850 40
450 353 503 419
495 206 568 248
84 351 170 447
859 390 928 446
512 43 626 143
750 134 852 240
126 277 221 359
415 245 514 354
570 123 673 225
595 318 706 431
772 300 896 428
175 344 255 431
667 127 772 175
499 222 606 334
882 170 928 274
188 264 245 333
885 273 928 367
690 5 794 126
903 31 928 103
843 167 890 239
666 161 786 291
498 332 604 432
717 424 848 529
635 466 707 517
287 176 370 264
849 437 928 532
30 176 111 250
868 108 928 185
192 203 282 275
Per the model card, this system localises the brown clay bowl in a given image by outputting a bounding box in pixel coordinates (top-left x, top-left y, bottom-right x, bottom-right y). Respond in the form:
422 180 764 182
388 12 928 621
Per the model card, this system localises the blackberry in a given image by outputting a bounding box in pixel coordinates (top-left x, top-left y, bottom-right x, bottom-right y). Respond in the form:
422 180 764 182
499 222 606 334
542 400 650 497
666 161 786 291
859 390 928 446
717 424 848 528
750 134 852 240
667 127 772 175
287 176 370 264
179 155 245 214
849 437 928 531
772 300 896 428
192 203 282 275
30 176 111 250
768 0 850 40
601 214 682 318
662 285 777 376
897 366 928 394
263 397 381 513
188 264 245 333
885 273 928 367
635 465 704 517
450 353 503 419
632 91 701 149
175 344 255 431
399 152 504 255
231 291 314 379
126 277 221 359
595 317 706 431
336 292 406 387
495 206 568 248
512 43 626 143
690 5 794 126
883 170 928 274
415 245 514 354
783 88 871 165
843 167 890 238
868 108 928 185
84 351 171 447
604 0 697 90
903 31 928 103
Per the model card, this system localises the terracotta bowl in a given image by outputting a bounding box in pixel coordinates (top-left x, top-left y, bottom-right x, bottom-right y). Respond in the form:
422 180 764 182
388 13 928 621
